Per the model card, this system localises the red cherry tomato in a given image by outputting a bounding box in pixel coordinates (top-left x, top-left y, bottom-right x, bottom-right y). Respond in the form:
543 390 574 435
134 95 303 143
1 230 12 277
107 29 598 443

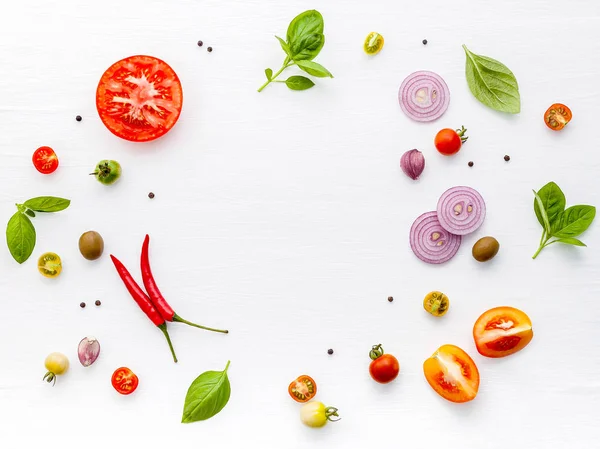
368 344 400 384
434 126 468 156
32 146 59 174
288 375 317 403
96 55 183 142
111 367 139 395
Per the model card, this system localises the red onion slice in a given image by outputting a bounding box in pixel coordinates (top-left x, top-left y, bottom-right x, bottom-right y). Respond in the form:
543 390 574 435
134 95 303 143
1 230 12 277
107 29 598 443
437 186 486 235
410 211 462 264
398 71 450 122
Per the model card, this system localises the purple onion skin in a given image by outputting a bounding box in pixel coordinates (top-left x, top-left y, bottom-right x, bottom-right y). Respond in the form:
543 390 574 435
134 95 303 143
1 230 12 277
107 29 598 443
401 149 425 180
78 337 101 367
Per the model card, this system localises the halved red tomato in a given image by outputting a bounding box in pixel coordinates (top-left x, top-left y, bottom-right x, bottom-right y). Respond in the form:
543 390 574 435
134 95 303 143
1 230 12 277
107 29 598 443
96 55 183 142
288 375 317 403
111 367 138 395
32 146 59 174
423 344 479 403
473 306 533 358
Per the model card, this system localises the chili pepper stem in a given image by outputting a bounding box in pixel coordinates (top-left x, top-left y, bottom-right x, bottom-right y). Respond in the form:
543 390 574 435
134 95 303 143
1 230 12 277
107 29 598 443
173 313 229 334
158 323 178 363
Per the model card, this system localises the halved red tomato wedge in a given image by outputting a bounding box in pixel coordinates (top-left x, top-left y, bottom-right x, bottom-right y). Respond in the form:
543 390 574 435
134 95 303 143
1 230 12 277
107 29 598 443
288 375 317 403
423 344 479 403
473 306 533 358
96 55 183 142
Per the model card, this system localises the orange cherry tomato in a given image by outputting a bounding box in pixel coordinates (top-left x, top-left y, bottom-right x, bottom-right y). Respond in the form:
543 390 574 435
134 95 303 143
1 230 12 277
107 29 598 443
288 375 317 403
473 306 533 358
434 126 468 156
423 344 479 403
544 103 572 131
111 367 139 395
32 146 59 174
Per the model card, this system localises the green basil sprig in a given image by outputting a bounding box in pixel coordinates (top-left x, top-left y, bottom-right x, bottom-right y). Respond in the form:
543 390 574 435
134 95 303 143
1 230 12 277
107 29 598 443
182 361 231 423
258 10 333 92
532 182 595 259
463 45 520 114
5 196 70 264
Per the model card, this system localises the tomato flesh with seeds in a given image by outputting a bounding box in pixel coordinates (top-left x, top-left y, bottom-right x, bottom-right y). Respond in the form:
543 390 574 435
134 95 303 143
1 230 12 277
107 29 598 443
32 146 59 174
288 375 317 403
473 306 533 358
423 344 479 403
111 367 139 395
96 55 183 142
544 103 572 131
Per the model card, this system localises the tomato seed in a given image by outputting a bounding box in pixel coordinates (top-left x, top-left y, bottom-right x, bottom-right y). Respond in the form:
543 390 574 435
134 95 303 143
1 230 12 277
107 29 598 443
388 296 394 302
80 302 86 308
148 192 155 199
504 155 510 162
76 115 82 122
197 40 203 47
468 161 474 167
207 47 213 52
327 349 334 355
422 39 428 45
95 300 101 306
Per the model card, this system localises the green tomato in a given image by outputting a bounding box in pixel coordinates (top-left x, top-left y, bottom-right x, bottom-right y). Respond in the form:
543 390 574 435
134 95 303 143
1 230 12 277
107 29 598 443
43 352 69 385
91 160 121 185
299 401 340 428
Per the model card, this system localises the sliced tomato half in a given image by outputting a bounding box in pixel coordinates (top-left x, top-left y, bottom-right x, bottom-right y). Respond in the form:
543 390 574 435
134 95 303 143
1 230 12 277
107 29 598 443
473 306 533 358
288 375 317 403
96 55 183 142
423 344 479 403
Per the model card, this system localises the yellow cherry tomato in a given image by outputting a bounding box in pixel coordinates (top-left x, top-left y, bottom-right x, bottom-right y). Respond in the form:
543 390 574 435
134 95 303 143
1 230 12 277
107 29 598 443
38 252 62 278
423 291 450 317
300 401 340 428
43 352 69 385
364 32 384 55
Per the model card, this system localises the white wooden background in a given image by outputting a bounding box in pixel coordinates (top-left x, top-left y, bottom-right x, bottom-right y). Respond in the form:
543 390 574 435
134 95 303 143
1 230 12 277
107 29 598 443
1 1 599 447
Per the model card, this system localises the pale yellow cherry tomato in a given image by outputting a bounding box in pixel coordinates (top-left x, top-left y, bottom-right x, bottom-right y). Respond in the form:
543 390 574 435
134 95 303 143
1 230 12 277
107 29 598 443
364 32 384 55
423 291 450 317
43 352 69 385
38 252 62 278
300 401 340 428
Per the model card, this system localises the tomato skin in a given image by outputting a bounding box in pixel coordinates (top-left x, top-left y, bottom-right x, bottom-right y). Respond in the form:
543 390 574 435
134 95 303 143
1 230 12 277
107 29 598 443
32 146 59 174
473 306 533 358
423 344 479 403
288 375 317 403
96 55 183 142
111 367 139 395
300 402 340 428
369 346 400 384
434 126 468 155
544 103 572 131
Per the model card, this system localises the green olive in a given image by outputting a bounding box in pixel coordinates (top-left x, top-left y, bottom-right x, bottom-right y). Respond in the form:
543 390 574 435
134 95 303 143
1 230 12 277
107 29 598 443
79 231 104 260
472 236 500 262
91 160 121 185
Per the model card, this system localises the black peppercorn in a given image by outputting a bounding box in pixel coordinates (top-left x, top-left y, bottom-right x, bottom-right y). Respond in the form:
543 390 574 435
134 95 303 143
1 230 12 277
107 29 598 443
388 296 394 302
197 40 203 47
95 300 101 306
80 302 86 308
422 39 428 45
207 47 213 53
327 349 334 355
468 161 474 167
76 115 82 122
148 192 155 199
504 155 510 162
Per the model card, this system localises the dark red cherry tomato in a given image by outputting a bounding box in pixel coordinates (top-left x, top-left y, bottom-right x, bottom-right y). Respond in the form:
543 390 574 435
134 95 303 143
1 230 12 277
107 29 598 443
434 126 468 156
368 344 400 384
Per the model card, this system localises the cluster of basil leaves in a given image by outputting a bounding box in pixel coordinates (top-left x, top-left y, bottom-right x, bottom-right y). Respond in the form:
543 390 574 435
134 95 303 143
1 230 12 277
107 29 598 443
532 182 596 259
5 196 70 264
258 10 333 92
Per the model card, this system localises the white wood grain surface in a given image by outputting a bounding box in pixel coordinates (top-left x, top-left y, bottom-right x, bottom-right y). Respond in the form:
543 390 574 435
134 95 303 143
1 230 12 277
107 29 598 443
1 0 599 447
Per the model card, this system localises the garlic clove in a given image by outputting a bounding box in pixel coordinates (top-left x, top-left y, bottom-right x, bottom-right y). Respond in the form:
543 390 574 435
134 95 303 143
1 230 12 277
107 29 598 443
400 149 425 180
78 336 101 367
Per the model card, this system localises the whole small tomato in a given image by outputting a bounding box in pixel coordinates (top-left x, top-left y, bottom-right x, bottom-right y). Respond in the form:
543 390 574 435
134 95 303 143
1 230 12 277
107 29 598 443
43 352 69 385
368 344 400 384
300 401 340 428
544 103 572 131
434 126 468 155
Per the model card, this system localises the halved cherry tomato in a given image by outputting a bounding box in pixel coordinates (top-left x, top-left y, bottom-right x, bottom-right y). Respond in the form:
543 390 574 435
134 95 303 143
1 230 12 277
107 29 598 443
473 306 533 358
111 367 139 395
96 55 183 142
364 32 384 55
288 375 317 403
434 126 468 156
423 344 479 403
32 146 59 174
544 103 571 131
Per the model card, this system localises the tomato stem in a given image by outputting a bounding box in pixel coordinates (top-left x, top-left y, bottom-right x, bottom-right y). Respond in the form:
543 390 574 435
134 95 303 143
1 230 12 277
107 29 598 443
43 372 56 386
456 126 469 143
158 323 178 363
325 406 341 422
173 313 229 334
369 344 384 360
257 60 295 92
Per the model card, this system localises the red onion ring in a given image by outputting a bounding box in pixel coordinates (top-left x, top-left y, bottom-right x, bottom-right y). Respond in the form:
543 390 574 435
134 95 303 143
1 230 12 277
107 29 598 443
410 211 462 264
398 71 450 122
436 186 486 235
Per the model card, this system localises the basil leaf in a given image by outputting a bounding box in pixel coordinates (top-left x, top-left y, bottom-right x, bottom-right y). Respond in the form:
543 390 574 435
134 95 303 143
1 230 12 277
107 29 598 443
275 36 291 57
286 10 324 45
463 45 520 114
290 33 325 61
554 237 586 247
25 210 36 218
533 190 551 234
534 182 565 228
6 212 36 264
296 60 333 78
182 361 231 423
265 68 273 81
285 76 315 91
24 196 71 213
550 205 596 238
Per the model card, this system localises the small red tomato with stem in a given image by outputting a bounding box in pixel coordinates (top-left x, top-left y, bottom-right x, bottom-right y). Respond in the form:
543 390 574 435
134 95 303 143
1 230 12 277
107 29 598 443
434 126 468 156
369 344 400 384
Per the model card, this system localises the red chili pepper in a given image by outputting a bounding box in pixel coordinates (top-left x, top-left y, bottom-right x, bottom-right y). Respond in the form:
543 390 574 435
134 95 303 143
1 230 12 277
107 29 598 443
140 234 228 334
110 254 178 362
